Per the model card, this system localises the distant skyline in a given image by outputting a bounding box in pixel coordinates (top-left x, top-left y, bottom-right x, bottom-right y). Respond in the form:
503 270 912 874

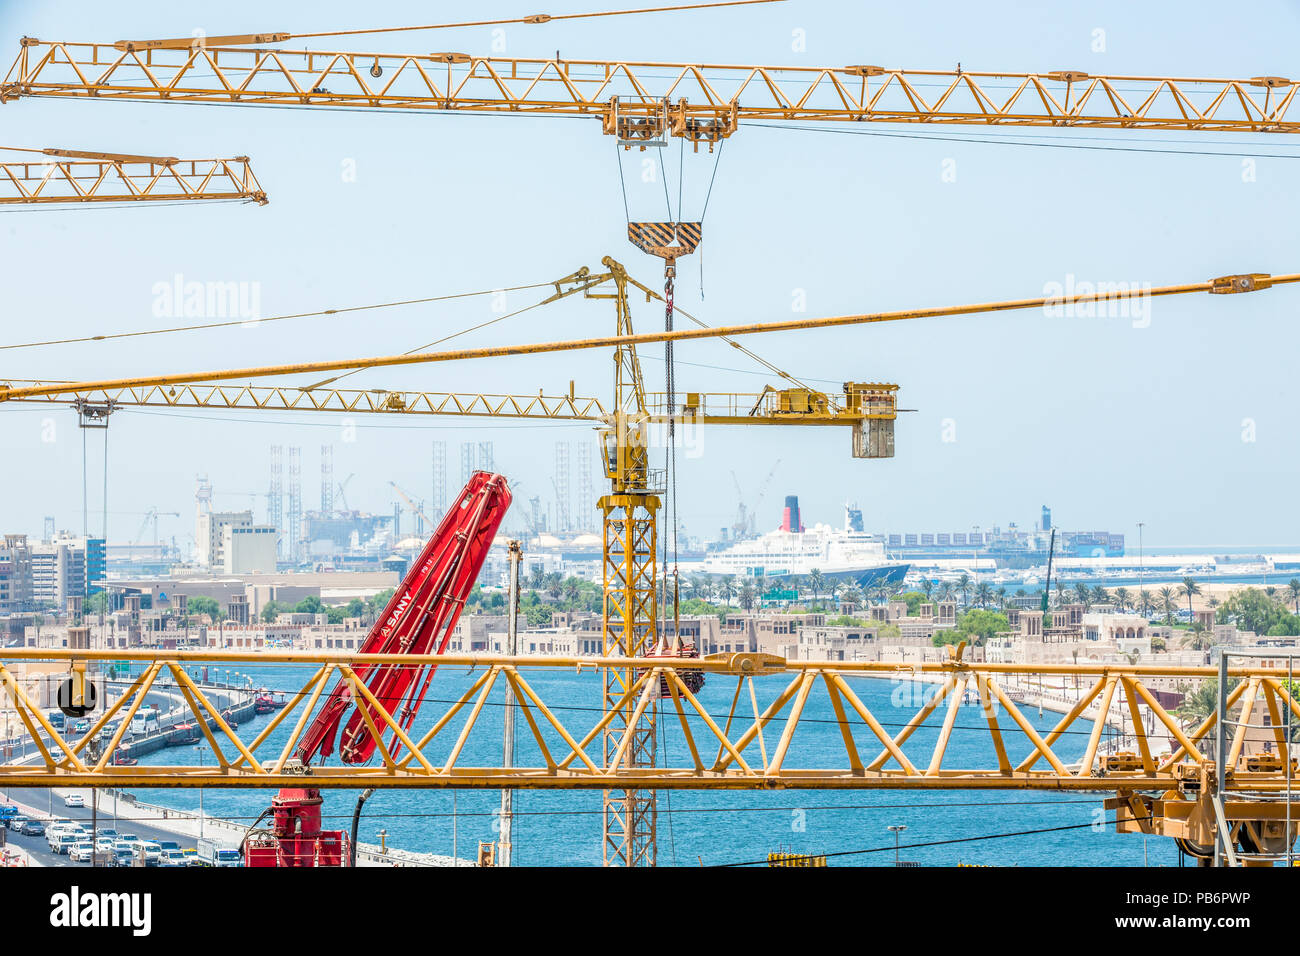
3 1 1299 550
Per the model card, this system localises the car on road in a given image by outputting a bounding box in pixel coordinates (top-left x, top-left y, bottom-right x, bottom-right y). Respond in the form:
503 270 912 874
20 819 45 836
0 803 17 821
69 842 96 863
72 719 90 734
138 842 163 865
157 849 190 867
50 832 83 855
63 793 85 808
96 827 118 839
7 815 29 832
46 822 79 846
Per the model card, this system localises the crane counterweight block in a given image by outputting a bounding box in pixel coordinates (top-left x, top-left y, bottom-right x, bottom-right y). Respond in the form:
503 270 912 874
292 471 512 766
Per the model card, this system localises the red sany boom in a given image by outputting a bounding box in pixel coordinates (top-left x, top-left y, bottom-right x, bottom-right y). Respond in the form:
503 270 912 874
293 471 512 765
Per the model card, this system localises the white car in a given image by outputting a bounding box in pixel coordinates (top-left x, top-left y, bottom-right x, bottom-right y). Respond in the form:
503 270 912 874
63 793 85 808
68 842 96 863
139 842 163 865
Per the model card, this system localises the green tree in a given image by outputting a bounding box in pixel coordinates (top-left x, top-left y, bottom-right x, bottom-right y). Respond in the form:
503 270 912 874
956 573 972 607
260 600 290 623
934 608 1011 647
1157 586 1178 625
187 595 222 621
1179 577 1202 621
739 583 757 611
1177 678 1240 725
1180 621 1211 652
1218 588 1300 635
1136 589 1154 618
366 588 396 623
1113 587 1132 612
563 577 581 606
807 569 825 599
1286 578 1300 614
294 595 325 616
716 575 737 607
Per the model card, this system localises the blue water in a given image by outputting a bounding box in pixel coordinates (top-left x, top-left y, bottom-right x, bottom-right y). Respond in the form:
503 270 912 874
128 663 1172 867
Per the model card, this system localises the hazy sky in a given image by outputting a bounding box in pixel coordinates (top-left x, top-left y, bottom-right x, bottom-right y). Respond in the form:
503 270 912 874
2 0 1298 551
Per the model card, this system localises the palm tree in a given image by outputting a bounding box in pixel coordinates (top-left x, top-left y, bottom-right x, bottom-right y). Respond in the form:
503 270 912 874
1181 621 1211 652
827 577 842 605
1158 586 1178 625
1053 579 1067 608
1074 582 1092 610
974 581 993 608
1136 589 1154 618
808 568 825 599
956 573 972 607
1287 578 1300 614
995 586 1008 609
936 582 955 603
1113 587 1132 612
841 586 862 609
921 579 935 601
1091 585 1109 607
1179 576 1201 621
739 583 757 611
717 575 737 607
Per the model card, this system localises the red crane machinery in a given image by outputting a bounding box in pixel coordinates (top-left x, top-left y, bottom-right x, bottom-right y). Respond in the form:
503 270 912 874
242 471 512 867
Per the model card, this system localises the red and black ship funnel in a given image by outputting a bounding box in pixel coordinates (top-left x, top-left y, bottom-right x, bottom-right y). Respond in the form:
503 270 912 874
780 495 804 533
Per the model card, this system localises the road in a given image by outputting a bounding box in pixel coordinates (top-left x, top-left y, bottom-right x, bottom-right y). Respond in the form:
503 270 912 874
1 787 202 868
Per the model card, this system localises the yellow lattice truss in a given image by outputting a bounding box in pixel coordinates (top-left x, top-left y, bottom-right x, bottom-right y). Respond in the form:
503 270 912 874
5 41 1299 143
0 151 267 205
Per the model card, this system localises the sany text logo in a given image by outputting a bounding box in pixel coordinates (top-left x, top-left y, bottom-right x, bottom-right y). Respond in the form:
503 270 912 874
49 887 152 937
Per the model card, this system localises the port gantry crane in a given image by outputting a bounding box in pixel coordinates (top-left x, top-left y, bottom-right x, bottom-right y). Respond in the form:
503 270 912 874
3 264 1298 865
0 148 268 205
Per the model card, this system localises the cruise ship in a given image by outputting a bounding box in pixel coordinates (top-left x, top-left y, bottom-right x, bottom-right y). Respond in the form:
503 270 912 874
687 496 910 588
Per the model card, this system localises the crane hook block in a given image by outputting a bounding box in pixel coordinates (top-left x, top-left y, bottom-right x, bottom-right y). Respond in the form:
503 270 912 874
627 221 702 267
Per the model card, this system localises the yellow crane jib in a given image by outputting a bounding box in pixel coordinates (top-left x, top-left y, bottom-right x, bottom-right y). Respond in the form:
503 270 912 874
8 40 1300 137
0 150 269 206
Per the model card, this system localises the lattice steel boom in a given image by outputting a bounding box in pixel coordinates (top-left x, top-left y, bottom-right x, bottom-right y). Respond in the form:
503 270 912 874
5 40 1299 145
0 149 268 205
